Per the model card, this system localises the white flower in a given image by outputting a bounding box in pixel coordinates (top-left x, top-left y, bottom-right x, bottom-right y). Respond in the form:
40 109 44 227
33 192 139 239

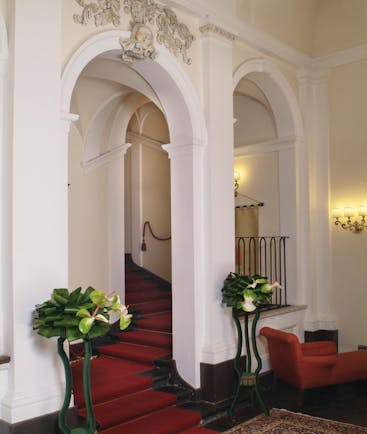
240 296 257 312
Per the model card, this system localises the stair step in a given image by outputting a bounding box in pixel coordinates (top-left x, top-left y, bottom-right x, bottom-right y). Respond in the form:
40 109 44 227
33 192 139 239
125 281 161 292
72 356 152 407
79 389 177 429
98 342 171 364
99 406 202 434
119 329 172 349
126 290 171 304
137 311 172 333
130 298 172 315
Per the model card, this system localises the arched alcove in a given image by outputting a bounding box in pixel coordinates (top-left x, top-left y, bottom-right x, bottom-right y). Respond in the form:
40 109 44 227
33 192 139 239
61 30 207 387
233 58 305 305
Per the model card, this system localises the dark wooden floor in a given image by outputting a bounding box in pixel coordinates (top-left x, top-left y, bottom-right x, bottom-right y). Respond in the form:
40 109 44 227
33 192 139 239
204 378 367 432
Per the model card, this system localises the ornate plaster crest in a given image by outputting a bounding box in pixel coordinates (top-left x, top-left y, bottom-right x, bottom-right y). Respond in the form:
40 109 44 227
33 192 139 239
74 0 195 64
73 0 121 27
119 23 157 62
122 0 194 64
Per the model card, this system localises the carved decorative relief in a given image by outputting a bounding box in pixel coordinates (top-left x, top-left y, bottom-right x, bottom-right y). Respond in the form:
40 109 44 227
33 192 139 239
74 0 195 64
122 0 194 64
199 23 236 42
73 0 121 27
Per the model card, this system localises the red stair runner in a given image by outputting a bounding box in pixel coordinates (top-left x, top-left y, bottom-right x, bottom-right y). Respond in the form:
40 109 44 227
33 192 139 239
98 341 170 364
119 329 172 349
137 311 172 332
71 261 217 433
79 389 177 429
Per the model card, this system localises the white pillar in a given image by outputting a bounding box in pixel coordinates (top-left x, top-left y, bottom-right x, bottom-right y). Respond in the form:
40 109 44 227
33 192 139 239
130 142 143 267
108 144 131 298
199 24 237 364
163 142 204 388
0 13 9 359
297 66 335 330
2 0 66 423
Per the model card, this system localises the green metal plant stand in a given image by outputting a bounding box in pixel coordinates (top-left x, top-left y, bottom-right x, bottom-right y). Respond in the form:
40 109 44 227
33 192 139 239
57 337 97 434
229 307 269 418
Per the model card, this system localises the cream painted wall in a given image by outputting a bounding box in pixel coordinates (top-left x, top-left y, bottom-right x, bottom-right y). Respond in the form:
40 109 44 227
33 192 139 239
233 94 276 146
237 0 316 56
141 145 171 282
329 59 367 351
313 0 367 57
234 152 280 236
68 125 110 292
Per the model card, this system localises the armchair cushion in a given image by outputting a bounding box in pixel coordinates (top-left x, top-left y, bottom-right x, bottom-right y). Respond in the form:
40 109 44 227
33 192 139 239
301 341 337 356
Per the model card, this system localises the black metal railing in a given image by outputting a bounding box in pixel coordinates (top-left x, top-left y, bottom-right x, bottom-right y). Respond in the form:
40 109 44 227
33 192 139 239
235 236 289 308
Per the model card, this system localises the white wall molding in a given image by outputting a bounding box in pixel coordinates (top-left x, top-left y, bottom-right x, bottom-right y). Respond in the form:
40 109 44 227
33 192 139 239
234 136 296 157
60 112 79 133
1 382 64 423
127 131 166 153
312 42 367 69
199 23 236 43
162 141 204 158
81 143 131 173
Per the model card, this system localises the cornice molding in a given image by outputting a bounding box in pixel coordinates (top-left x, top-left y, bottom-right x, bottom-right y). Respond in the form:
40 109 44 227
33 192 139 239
297 66 330 87
312 42 367 69
126 131 166 153
162 140 204 158
234 136 296 157
162 0 367 69
81 143 131 172
199 23 236 43
60 112 79 133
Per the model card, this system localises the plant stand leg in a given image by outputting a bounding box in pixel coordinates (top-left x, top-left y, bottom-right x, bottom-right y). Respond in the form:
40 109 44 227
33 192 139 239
251 310 269 416
228 308 243 419
57 338 97 434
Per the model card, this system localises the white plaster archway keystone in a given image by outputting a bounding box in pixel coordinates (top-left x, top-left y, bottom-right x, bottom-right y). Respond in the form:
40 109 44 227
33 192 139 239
61 30 207 387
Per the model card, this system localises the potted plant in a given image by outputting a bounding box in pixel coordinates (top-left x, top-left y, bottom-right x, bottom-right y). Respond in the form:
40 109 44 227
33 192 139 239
221 273 281 418
33 286 132 434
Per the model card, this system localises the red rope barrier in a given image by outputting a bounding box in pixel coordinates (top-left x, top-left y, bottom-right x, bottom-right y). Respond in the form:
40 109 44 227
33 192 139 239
141 221 171 251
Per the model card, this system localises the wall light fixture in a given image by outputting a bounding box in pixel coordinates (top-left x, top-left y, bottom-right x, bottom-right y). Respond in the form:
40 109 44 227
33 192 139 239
234 172 240 197
332 206 367 233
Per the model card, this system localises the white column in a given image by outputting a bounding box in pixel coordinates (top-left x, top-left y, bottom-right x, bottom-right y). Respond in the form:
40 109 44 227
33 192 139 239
108 144 131 298
0 17 9 359
2 0 66 423
130 142 143 267
199 24 237 364
297 67 335 330
163 142 204 388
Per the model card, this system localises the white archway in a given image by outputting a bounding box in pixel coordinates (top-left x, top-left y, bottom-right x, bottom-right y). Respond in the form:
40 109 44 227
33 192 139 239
233 58 307 306
61 30 207 387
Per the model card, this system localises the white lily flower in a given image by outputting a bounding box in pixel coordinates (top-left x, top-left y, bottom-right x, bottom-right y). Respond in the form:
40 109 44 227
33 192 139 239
241 296 257 312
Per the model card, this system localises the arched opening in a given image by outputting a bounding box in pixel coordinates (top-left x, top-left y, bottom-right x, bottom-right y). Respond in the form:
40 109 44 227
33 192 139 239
233 58 304 306
61 31 206 387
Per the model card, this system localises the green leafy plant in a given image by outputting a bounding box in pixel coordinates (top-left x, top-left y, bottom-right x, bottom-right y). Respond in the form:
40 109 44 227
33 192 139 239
221 272 281 312
33 286 132 341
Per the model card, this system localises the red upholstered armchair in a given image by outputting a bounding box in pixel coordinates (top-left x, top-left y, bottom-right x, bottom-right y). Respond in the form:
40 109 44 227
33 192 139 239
260 326 367 406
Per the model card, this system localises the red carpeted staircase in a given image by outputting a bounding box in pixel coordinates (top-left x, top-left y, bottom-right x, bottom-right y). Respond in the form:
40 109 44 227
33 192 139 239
71 256 218 433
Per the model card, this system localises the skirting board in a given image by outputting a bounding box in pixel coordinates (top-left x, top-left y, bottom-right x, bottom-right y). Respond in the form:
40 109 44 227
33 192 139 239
0 407 78 434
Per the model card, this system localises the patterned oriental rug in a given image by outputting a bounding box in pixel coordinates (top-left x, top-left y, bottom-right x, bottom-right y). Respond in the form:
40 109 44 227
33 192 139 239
223 409 367 433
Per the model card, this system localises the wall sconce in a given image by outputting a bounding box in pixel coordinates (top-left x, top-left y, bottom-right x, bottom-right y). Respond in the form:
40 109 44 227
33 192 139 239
332 206 367 233
234 172 240 197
